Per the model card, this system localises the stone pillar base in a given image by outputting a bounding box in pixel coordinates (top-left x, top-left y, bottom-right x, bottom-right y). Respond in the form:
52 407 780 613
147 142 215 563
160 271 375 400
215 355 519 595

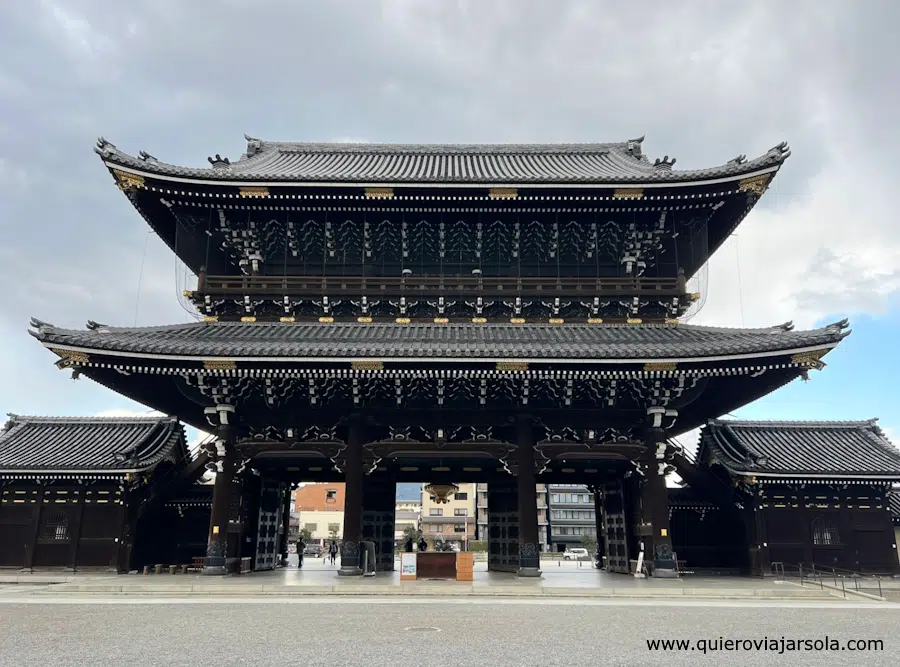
338 566 363 577
201 565 228 576
517 567 542 578
652 567 679 579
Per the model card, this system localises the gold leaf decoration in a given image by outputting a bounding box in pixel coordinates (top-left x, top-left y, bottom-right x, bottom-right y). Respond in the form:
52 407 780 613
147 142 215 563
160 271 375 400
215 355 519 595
433 317 449 323
587 317 604 324
280 316 296 323
182 290 194 298
51 348 89 364
496 361 528 371
203 315 219 322
364 187 394 199
238 186 270 198
472 317 487 323
510 317 526 324
488 188 518 200
626 317 643 324
357 316 373 323
395 317 410 324
738 174 770 195
664 318 680 326
791 349 828 369
643 362 677 372
319 316 334 323
240 316 257 323
112 170 145 191
351 361 384 371
204 359 236 371
612 188 643 200
548 318 565 324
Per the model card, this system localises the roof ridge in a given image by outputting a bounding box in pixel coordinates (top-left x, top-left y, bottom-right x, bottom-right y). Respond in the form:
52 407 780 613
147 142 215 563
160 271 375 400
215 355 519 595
710 418 879 428
5 414 177 424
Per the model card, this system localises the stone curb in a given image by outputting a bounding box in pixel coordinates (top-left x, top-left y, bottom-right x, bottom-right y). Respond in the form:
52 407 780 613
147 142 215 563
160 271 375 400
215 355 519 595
21 585 836 600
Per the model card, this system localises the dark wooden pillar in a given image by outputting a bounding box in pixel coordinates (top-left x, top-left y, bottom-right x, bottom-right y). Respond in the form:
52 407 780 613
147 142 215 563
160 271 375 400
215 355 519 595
339 418 364 576
202 428 235 575
23 483 46 572
516 416 541 577
590 484 604 567
280 485 291 567
640 417 677 577
68 486 87 572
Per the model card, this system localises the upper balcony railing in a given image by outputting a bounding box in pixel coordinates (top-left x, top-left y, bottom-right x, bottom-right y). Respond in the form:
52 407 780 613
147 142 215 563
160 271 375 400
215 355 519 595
194 274 685 299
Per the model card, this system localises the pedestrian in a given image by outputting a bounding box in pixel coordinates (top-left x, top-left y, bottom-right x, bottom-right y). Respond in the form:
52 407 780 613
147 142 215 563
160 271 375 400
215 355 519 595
405 536 414 553
329 540 338 565
418 537 428 552
297 537 304 568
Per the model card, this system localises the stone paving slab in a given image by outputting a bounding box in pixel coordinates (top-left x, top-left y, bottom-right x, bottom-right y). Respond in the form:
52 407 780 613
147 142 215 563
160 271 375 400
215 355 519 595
17 582 841 600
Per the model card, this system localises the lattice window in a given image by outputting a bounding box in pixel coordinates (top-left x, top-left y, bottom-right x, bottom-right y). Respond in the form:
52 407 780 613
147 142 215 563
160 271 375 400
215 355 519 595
41 511 69 541
811 516 840 546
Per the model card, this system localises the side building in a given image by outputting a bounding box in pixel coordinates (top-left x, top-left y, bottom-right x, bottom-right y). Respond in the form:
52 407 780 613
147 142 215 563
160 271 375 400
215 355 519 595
689 419 900 574
0 415 192 571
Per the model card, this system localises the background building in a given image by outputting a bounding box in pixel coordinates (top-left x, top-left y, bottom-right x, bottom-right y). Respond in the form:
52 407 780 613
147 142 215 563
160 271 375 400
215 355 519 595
394 500 422 546
422 484 476 545
476 483 549 551
294 483 344 547
547 484 596 552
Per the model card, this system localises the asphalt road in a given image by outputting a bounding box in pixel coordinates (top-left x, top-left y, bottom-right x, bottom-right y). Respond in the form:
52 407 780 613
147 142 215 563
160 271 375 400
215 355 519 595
0 598 897 667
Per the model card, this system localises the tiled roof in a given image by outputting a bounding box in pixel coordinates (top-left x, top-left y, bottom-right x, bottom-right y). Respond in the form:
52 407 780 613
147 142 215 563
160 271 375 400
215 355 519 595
94 135 791 185
0 415 187 473
698 419 900 479
29 318 849 361
889 491 900 523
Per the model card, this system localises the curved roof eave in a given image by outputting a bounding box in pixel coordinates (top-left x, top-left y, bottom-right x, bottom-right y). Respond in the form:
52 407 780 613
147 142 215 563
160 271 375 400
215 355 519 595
93 136 791 189
28 322 848 366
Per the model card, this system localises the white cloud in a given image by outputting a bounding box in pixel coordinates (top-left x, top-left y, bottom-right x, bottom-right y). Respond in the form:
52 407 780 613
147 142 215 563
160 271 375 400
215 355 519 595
38 0 116 59
693 139 900 329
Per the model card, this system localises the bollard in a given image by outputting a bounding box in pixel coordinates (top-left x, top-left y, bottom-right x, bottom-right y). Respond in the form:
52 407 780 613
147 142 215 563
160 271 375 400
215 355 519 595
143 565 152 575
154 564 165 574
169 565 178 575
180 564 189 574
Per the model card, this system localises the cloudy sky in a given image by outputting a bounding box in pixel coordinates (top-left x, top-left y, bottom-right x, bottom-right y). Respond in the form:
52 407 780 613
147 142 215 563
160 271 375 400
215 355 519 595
1 0 898 447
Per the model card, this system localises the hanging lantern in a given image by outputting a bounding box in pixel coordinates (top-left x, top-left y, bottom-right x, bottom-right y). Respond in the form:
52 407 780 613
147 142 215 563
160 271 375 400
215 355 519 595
424 483 459 504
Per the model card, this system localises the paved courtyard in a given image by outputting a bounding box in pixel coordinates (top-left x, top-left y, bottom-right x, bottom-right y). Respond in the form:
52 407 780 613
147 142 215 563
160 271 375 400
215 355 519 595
0 557 854 600
0 596 897 667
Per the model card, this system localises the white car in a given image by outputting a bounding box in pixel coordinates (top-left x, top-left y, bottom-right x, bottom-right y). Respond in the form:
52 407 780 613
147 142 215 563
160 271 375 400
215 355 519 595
562 547 590 561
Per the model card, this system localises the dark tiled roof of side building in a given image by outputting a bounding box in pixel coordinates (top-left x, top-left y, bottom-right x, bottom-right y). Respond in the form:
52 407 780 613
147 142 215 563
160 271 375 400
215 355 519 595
28 319 850 361
0 414 187 473
94 135 791 185
698 419 900 480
